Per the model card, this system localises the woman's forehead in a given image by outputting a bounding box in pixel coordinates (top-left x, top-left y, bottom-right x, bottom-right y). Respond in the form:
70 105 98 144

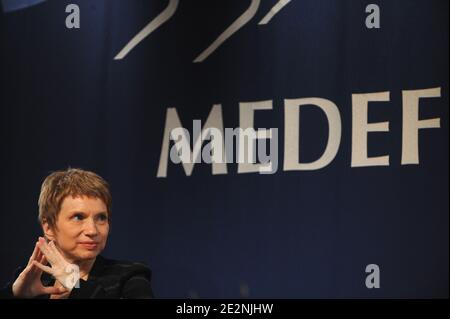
60 195 107 213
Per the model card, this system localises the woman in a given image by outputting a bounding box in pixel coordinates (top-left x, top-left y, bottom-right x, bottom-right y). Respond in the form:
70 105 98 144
1 168 154 299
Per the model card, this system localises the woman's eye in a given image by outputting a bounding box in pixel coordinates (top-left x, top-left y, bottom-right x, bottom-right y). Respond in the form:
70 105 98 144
97 214 108 222
73 214 84 221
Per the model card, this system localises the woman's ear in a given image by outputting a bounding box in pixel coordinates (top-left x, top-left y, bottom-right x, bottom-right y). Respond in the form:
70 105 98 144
41 219 56 241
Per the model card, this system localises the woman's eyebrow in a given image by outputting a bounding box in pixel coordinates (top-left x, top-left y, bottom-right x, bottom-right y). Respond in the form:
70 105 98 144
69 211 86 214
67 210 108 216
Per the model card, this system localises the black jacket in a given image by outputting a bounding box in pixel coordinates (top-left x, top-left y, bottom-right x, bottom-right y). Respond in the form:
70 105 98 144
0 255 154 299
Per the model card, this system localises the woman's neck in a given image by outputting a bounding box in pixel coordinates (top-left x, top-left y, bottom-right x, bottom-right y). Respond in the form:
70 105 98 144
76 258 96 280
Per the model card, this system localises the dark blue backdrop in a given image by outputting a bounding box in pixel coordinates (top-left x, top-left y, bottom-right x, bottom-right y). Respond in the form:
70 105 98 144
0 0 448 298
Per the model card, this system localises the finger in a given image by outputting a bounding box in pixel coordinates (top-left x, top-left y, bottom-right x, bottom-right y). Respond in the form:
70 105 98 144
38 237 51 255
27 242 39 266
45 240 59 263
38 237 56 264
34 247 43 265
49 241 66 264
41 286 68 295
31 248 45 274
32 260 53 275
26 242 41 277
40 254 48 265
35 246 42 259
33 254 48 276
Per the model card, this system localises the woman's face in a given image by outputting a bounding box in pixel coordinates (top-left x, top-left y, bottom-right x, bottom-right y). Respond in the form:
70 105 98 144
43 195 109 263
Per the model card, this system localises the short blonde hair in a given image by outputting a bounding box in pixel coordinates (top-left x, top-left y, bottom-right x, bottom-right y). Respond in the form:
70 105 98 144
38 168 112 229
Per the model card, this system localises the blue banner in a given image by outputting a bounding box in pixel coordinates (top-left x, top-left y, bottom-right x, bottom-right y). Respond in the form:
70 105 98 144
0 0 448 298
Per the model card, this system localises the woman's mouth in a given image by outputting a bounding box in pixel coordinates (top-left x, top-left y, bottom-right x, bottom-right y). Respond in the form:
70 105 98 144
78 242 99 250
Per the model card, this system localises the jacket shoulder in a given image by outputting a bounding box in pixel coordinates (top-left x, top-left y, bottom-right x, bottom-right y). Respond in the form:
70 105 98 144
97 256 152 281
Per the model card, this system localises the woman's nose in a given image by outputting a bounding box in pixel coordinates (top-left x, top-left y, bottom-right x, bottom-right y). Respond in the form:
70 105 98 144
84 218 99 236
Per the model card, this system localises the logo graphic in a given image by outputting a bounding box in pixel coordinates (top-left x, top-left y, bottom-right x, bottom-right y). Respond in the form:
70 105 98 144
114 0 292 61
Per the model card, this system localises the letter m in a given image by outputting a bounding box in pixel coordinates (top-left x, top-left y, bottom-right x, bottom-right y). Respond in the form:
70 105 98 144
157 105 227 177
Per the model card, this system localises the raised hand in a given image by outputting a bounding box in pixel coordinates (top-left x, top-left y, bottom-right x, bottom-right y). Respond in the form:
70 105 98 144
12 240 68 298
32 237 80 291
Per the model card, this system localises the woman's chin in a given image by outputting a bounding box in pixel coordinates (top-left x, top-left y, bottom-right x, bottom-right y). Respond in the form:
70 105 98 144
73 250 100 261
